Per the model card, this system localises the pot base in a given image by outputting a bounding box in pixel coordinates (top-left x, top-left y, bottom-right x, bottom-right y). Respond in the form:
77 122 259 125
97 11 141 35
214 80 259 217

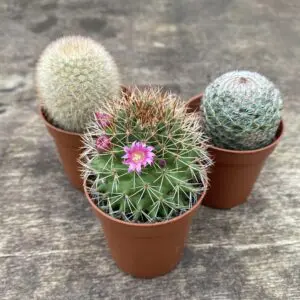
103 222 186 278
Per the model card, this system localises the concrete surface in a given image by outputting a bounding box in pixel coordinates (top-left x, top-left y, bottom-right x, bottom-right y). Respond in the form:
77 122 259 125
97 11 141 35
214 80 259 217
0 0 299 299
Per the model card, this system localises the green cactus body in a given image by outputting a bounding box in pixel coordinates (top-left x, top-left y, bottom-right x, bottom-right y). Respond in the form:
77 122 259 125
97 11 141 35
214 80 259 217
36 36 120 133
81 88 211 223
202 71 283 150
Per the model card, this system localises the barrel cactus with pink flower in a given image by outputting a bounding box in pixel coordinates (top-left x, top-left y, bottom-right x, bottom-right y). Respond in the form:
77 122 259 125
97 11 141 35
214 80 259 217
81 87 211 223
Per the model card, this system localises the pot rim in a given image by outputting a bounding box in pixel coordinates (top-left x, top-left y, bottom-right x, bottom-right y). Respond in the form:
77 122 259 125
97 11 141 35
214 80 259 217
84 178 207 228
186 93 284 155
39 106 82 137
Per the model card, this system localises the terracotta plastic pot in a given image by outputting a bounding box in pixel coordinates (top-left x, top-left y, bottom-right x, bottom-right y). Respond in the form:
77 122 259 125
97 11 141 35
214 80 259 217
186 93 284 209
84 180 207 278
40 108 84 191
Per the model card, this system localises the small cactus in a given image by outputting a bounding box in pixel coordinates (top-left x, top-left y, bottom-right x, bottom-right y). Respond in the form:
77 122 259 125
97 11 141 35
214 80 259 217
36 36 120 133
81 87 211 223
202 71 283 150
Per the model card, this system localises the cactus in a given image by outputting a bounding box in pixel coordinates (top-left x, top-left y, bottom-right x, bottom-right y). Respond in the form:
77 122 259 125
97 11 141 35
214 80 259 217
81 87 211 223
202 71 283 150
36 35 120 133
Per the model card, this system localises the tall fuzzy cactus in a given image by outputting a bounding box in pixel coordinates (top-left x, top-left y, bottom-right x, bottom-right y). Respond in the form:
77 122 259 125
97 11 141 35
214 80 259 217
36 36 120 133
81 87 211 223
202 71 283 150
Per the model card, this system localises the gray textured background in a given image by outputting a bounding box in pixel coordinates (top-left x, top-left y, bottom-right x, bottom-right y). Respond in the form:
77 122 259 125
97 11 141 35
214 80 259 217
1 0 300 299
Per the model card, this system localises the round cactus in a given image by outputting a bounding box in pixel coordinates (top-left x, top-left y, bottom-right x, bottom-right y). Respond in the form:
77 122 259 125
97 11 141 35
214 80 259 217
202 71 283 150
36 35 120 133
81 87 211 223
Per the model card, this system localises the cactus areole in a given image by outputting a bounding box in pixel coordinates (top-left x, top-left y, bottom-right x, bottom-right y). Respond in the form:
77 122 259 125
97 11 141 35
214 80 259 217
202 70 283 150
81 87 211 223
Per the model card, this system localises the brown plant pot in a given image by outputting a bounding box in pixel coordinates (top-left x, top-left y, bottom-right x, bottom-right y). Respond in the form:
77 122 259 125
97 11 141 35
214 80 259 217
84 180 207 278
186 93 284 209
40 108 84 191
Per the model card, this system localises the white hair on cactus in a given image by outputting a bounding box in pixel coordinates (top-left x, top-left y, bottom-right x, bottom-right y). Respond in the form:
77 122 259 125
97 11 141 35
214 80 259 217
36 35 120 133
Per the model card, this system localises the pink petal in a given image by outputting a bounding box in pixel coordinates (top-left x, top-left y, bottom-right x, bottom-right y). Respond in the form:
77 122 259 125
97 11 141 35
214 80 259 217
145 158 153 164
136 164 142 173
128 164 136 172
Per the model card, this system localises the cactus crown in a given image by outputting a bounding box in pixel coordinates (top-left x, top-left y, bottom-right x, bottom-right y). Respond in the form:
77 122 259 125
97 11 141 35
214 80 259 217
81 87 211 223
36 35 120 133
202 70 283 150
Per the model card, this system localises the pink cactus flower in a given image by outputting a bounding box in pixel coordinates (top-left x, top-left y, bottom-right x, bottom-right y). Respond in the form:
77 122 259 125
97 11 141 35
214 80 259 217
95 112 112 129
96 135 111 152
122 141 155 173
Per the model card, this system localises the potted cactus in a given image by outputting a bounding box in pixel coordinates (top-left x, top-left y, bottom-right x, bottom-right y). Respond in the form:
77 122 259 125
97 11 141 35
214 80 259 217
187 71 284 208
81 87 211 278
35 36 121 191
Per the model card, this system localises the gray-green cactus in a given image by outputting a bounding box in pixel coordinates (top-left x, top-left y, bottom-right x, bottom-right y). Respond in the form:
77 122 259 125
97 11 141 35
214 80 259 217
202 71 283 150
36 35 120 133
81 87 211 223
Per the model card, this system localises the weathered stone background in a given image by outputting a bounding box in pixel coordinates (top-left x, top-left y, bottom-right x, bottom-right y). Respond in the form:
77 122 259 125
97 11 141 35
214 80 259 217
0 0 299 299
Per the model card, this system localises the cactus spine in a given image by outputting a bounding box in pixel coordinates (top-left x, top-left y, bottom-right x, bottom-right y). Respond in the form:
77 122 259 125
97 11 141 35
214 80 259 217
81 87 211 223
202 71 283 150
36 36 120 133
